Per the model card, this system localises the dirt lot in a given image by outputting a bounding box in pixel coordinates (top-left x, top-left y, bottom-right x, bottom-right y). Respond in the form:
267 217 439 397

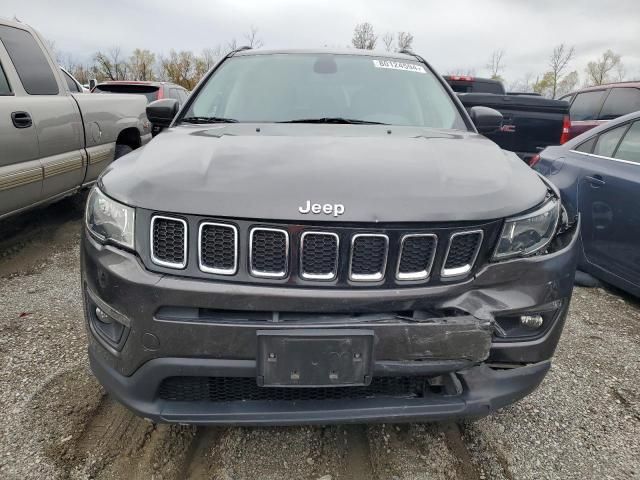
0 198 639 480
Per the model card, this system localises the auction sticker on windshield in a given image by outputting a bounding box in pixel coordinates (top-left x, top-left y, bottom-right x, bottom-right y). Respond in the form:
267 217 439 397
372 59 426 73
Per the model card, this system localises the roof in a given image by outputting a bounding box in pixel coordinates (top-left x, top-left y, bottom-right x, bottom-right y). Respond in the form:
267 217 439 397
569 81 640 95
233 48 420 61
95 81 180 87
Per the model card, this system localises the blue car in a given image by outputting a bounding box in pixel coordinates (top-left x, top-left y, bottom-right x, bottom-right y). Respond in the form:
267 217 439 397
533 111 640 296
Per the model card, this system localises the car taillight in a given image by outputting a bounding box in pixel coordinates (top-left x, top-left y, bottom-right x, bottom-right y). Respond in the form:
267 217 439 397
449 75 474 82
156 88 163 100
528 154 541 168
559 115 571 144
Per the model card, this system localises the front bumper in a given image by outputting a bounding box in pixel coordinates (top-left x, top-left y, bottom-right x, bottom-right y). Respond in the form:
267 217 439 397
89 350 550 425
81 220 578 425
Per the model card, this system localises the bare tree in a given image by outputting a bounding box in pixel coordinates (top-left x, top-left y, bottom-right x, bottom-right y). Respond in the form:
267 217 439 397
352 22 377 50
226 38 238 53
585 50 622 86
71 64 91 85
508 72 535 93
94 51 116 80
129 49 155 81
548 44 575 98
396 31 414 52
486 49 505 81
382 32 394 52
201 46 223 70
244 26 264 49
615 62 626 82
556 70 579 97
159 50 200 89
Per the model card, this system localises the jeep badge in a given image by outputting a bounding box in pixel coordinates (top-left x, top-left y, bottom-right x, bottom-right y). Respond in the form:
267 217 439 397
298 200 345 217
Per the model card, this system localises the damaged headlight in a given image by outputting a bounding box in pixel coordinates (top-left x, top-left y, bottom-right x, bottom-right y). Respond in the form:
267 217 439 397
493 198 560 260
85 187 135 249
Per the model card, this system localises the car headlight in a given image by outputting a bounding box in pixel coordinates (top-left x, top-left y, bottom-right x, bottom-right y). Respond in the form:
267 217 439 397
493 198 560 260
85 187 135 249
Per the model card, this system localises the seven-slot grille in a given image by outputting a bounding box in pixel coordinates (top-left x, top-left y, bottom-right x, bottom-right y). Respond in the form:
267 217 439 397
149 215 488 284
300 232 339 280
250 228 289 278
442 230 483 277
150 216 187 268
350 234 389 281
397 234 437 280
199 223 237 275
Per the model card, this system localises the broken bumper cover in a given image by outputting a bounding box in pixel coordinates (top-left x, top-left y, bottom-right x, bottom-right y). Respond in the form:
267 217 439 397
89 350 550 425
82 219 578 424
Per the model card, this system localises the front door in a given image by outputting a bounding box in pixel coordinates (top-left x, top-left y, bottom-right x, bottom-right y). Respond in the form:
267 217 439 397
0 45 41 218
578 121 640 288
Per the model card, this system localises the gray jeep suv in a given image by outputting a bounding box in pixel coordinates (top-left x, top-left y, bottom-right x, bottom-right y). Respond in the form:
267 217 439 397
82 49 579 425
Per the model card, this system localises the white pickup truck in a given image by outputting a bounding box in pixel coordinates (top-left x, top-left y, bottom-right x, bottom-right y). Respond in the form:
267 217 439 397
0 18 151 219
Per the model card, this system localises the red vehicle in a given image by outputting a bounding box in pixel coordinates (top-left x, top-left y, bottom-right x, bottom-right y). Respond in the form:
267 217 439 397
92 81 189 135
560 81 640 141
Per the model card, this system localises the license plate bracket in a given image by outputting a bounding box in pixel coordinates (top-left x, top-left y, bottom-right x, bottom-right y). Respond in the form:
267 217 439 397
257 329 374 387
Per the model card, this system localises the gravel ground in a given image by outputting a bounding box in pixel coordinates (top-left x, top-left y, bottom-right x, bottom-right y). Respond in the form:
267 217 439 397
0 198 639 480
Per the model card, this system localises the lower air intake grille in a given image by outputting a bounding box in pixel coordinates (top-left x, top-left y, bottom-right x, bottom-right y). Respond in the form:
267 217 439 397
443 231 483 276
159 376 427 402
350 234 388 281
151 216 187 268
250 228 288 278
398 234 437 280
301 232 339 280
199 223 237 275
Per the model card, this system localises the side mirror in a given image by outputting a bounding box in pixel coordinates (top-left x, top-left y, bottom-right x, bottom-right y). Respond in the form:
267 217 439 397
146 99 179 128
89 78 97 91
469 106 503 134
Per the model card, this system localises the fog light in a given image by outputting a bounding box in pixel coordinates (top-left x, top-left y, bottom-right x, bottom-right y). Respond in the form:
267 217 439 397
520 314 543 329
95 307 113 324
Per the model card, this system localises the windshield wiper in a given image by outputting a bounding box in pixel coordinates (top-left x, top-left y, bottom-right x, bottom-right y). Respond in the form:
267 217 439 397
180 116 239 124
279 117 387 125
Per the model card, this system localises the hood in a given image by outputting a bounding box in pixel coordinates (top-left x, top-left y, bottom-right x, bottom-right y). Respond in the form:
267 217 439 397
100 124 547 222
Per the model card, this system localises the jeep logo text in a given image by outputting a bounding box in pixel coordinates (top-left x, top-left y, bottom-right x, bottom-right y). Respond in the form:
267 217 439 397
298 200 345 217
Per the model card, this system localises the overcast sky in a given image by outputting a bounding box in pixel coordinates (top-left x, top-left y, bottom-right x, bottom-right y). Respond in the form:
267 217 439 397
5 0 640 85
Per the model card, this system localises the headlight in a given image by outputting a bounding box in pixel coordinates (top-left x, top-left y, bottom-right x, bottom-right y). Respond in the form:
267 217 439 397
85 187 135 249
493 198 560 260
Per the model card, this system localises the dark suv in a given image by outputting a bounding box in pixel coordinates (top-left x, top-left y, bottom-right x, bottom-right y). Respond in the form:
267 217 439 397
82 49 579 425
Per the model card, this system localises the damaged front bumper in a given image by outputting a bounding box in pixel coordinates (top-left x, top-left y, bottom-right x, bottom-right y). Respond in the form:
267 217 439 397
82 219 579 425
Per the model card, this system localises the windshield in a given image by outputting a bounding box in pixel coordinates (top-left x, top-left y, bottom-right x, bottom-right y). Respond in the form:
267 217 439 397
183 53 468 129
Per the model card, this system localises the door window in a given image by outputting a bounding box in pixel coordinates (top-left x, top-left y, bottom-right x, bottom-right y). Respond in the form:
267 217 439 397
599 88 640 120
0 25 59 95
575 137 596 153
0 60 11 95
570 90 606 121
593 125 627 157
614 121 640 163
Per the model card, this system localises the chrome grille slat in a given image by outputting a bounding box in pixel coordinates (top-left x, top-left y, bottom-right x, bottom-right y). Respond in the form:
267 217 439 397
349 234 389 281
396 234 437 281
300 231 339 280
150 215 188 269
441 230 483 277
249 227 289 278
198 222 238 275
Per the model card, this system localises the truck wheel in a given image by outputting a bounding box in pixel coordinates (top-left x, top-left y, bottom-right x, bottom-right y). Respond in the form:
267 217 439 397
114 144 133 159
